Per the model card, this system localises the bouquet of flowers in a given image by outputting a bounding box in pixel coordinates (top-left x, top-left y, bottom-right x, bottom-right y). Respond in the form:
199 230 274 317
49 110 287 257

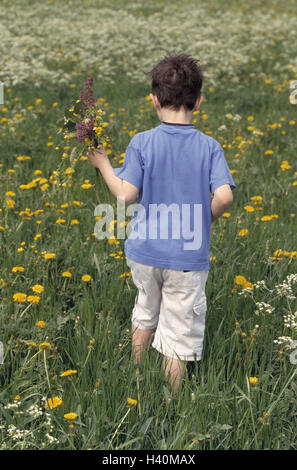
57 77 111 202
58 76 109 151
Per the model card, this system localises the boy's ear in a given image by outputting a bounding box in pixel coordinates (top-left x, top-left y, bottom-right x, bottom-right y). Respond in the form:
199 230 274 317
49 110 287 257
150 93 161 110
194 95 203 110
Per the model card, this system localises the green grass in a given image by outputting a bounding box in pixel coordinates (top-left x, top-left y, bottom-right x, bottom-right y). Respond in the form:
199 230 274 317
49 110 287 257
0 0 297 451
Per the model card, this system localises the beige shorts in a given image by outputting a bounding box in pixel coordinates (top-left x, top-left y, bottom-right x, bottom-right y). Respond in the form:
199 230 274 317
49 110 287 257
126 257 209 361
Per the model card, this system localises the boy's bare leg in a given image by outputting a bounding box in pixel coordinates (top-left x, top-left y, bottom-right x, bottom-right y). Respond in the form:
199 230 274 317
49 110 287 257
131 324 155 364
163 356 186 395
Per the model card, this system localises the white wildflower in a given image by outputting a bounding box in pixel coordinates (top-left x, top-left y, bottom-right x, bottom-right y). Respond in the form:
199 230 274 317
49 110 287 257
254 280 267 290
283 312 297 330
233 114 242 122
254 302 275 315
274 336 294 348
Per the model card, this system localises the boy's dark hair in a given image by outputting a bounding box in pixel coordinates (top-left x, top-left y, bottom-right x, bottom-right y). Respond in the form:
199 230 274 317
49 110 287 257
147 53 203 111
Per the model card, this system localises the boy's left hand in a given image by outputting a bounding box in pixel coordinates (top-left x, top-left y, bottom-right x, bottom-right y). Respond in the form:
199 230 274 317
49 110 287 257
86 147 107 168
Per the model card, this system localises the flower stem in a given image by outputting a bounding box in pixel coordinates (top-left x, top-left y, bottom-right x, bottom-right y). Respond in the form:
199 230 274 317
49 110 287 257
43 350 52 397
110 407 132 445
20 302 33 319
135 367 142 417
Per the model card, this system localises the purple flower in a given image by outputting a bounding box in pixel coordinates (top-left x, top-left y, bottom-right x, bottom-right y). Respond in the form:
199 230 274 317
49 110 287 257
76 118 94 142
79 77 96 114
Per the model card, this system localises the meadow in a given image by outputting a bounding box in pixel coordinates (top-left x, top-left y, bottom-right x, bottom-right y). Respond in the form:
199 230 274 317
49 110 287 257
0 0 297 450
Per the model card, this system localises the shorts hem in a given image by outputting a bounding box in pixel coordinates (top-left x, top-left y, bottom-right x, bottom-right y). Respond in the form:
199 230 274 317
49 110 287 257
131 319 158 331
151 342 202 361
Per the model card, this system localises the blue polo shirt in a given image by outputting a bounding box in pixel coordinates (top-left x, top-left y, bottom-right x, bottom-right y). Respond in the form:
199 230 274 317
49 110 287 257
114 121 236 271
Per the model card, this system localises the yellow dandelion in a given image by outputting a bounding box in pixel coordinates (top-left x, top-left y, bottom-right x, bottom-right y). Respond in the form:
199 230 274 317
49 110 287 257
12 266 24 273
244 205 255 212
81 182 92 189
43 253 56 260
60 369 78 377
45 396 63 409
13 292 27 303
81 274 92 282
38 342 51 351
108 219 117 233
14 395 21 401
238 229 248 237
27 295 40 304
242 281 254 290
235 275 247 285
25 341 37 347
64 412 78 420
108 236 119 245
62 271 72 278
249 377 258 386
32 284 44 293
274 249 283 257
127 398 138 406
35 320 45 329
5 199 15 209
250 196 262 204
280 161 291 171
119 272 132 278
64 167 75 175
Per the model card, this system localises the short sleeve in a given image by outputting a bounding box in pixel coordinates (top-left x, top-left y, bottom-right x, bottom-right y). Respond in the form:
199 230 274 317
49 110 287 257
209 145 236 195
114 144 144 190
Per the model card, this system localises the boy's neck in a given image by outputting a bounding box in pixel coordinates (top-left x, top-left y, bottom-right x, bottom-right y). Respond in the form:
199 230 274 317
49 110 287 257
157 106 194 125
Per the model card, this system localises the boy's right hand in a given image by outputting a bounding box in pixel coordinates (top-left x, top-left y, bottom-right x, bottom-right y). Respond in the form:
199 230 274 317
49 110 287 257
86 146 107 168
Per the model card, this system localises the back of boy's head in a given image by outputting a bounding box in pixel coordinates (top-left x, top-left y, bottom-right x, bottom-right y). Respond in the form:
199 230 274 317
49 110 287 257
148 53 203 112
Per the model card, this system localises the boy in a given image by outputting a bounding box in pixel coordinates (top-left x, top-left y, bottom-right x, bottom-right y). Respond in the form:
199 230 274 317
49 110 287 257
87 53 236 394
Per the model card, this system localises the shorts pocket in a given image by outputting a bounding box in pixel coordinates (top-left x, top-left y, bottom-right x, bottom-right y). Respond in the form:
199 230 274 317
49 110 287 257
191 294 207 351
193 294 207 316
135 280 146 302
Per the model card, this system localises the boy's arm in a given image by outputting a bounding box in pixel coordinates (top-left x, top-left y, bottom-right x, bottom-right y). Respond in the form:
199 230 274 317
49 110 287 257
211 184 233 223
87 148 139 205
209 143 236 223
